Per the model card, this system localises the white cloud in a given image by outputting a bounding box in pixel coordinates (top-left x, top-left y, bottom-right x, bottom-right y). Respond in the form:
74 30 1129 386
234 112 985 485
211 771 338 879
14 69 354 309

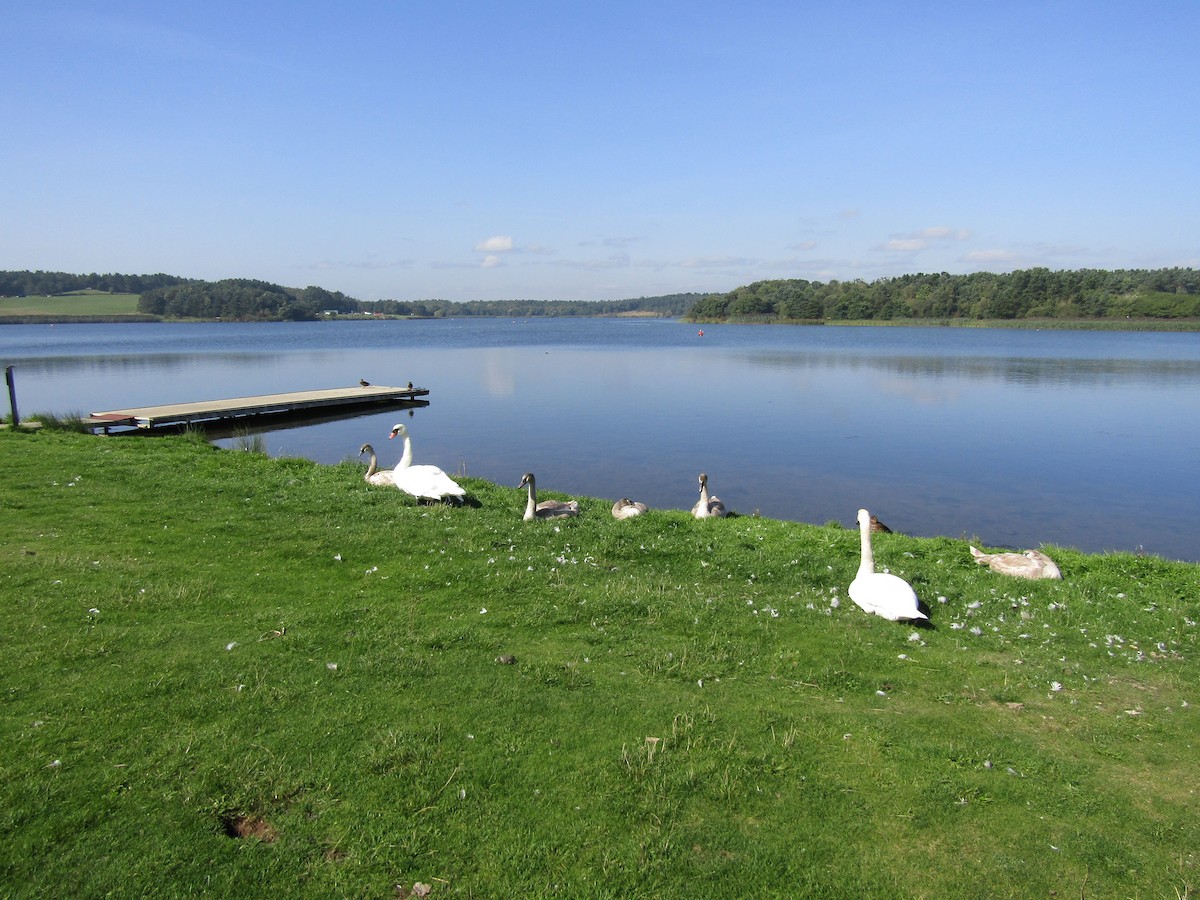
551 253 631 271
680 256 757 269
879 226 972 254
882 239 926 252
474 235 514 252
964 249 1019 263
480 255 504 268
918 226 971 241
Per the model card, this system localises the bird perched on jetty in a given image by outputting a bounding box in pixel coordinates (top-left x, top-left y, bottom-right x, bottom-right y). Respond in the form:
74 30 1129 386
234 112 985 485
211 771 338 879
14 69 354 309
385 423 466 501
519 473 579 520
359 378 371 387
970 546 1062 580
848 508 929 623
612 498 649 519
691 473 727 518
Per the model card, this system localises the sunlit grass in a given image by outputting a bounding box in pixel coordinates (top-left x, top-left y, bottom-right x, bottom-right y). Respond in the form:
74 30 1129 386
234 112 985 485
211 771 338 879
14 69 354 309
0 291 142 316
1 430 1197 897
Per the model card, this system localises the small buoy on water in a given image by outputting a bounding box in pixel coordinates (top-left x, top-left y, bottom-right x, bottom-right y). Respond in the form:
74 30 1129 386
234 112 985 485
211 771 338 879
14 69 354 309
698 330 704 337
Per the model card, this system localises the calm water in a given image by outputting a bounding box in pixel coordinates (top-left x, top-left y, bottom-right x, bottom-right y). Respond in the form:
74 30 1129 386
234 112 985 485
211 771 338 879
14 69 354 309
3 319 1198 561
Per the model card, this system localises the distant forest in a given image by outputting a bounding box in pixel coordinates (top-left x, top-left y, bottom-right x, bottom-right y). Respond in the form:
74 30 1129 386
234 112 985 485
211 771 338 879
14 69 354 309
686 267 1200 322
0 270 700 320
2 267 1197 323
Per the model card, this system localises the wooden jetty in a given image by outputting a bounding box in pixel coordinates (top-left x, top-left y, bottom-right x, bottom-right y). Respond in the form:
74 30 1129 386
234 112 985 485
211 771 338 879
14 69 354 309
87 385 428 432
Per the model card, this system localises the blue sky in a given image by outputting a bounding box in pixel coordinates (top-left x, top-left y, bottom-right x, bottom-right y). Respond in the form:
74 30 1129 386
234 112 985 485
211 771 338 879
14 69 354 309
3 1 1197 302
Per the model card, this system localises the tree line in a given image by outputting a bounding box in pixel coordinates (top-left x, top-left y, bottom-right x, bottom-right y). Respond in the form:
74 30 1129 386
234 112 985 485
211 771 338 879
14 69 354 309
137 280 358 321
363 294 701 319
0 270 191 297
4 267 1198 323
685 267 1200 323
1 270 701 320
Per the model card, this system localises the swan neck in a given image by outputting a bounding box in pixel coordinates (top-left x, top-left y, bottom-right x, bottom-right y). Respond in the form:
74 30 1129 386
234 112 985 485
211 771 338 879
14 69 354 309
858 516 876 575
397 435 413 469
523 479 537 520
364 451 378 479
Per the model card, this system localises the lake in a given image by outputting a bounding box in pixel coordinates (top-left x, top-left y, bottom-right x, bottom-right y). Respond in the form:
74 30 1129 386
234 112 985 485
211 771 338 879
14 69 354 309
2 318 1198 562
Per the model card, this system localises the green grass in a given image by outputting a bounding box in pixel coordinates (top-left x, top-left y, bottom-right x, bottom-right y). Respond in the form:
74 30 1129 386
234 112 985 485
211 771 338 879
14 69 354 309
1 430 1197 898
0 290 142 316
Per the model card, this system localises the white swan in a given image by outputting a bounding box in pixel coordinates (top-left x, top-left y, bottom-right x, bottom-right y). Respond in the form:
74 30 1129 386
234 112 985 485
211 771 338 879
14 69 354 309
848 508 928 623
359 443 396 486
691 473 727 518
970 546 1062 580
385 423 466 501
612 498 649 519
519 472 579 520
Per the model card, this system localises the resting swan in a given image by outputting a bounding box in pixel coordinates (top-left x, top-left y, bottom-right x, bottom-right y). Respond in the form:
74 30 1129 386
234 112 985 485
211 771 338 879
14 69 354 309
359 443 396 486
848 508 928 623
519 472 579 520
385 423 466 501
970 546 1062 580
691 473 727 518
612 498 649 519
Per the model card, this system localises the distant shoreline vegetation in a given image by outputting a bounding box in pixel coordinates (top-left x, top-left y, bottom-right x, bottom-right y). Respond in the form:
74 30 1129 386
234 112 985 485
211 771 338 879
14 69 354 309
1 267 1197 328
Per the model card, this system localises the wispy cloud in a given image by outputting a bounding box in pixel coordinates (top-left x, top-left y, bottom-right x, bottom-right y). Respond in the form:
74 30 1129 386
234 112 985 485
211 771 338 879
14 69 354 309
474 235 514 253
964 248 1019 263
303 258 414 272
551 253 631 271
56 11 216 60
877 226 971 253
919 226 971 241
680 256 757 269
882 238 927 252
480 255 504 268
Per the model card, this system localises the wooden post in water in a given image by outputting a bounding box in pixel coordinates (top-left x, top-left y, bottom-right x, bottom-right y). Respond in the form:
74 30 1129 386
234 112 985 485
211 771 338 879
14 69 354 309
5 366 18 427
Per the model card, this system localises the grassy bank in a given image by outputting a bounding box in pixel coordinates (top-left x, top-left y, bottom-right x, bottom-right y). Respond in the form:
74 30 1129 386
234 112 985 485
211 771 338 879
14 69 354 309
0 290 143 318
1 430 1197 898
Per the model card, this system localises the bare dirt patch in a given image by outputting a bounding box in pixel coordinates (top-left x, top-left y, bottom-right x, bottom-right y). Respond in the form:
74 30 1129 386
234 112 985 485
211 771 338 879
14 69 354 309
220 812 278 843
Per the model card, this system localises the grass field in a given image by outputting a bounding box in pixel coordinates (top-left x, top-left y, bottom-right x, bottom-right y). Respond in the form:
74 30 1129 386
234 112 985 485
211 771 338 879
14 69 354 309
1 428 1197 897
0 290 142 316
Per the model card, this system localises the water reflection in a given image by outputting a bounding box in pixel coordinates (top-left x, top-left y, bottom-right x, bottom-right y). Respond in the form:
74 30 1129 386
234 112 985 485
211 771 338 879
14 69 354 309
9 352 277 376
744 350 1200 385
3 319 1198 561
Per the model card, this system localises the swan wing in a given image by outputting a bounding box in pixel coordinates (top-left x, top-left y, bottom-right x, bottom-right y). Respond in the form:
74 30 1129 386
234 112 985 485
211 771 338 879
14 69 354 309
613 499 648 518
972 546 1061 579
1025 550 1062 579
393 464 466 500
849 572 926 621
536 499 579 518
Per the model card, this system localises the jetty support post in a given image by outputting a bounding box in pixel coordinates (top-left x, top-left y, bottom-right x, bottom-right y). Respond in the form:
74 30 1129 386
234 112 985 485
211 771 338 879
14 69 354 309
5 366 18 427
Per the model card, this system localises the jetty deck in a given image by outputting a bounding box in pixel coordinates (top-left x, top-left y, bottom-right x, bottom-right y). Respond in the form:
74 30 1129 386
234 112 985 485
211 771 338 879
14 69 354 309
87 384 427 432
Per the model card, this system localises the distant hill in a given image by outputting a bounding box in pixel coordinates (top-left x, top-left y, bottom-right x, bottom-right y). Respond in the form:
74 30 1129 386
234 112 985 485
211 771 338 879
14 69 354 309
0 270 705 321
685 267 1200 324
4 267 1198 325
